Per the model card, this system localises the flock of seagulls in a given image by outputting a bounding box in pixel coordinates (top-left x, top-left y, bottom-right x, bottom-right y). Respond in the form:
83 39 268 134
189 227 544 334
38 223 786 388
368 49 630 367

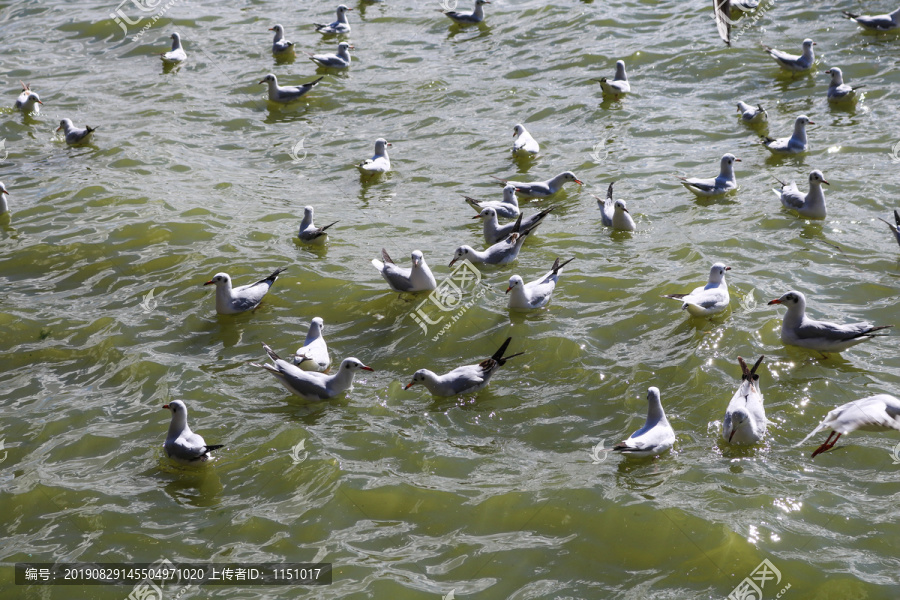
6 1 900 464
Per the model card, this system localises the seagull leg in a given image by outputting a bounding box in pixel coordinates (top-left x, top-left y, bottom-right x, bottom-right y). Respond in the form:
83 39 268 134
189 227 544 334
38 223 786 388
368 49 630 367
811 431 841 458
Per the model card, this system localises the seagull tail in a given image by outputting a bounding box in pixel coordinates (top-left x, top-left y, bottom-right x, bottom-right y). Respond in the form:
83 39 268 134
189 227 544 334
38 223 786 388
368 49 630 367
261 342 283 363
841 10 858 19
606 181 615 200
320 220 339 232
261 266 287 284
663 293 686 300
249 361 280 375
204 444 225 454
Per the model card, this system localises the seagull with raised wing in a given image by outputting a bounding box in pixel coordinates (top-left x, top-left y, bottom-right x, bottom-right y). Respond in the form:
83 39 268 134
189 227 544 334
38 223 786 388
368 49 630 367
762 115 813 154
722 356 767 445
14 82 42 114
490 171 583 199
613 387 675 458
506 257 574 311
0 182 10 215
768 291 893 354
512 124 540 156
315 4 352 34
450 214 531 266
162 400 224 464
465 185 520 219
57 119 97 146
842 7 900 31
799 394 900 457
825 67 864 103
405 337 522 396
878 210 900 248
161 32 186 64
252 343 372 401
663 262 731 317
269 24 294 54
259 74 323 103
595 182 635 231
297 205 337 244
773 170 829 219
357 138 391 174
293 317 331 372
442 0 490 24
203 267 286 315
473 205 554 245
372 249 436 293
308 42 353 69
676 153 739 197
736 101 767 124
593 60 630 99
762 38 816 72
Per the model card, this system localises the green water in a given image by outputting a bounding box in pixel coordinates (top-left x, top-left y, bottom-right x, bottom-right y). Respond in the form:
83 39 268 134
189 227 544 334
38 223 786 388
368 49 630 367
2 0 900 598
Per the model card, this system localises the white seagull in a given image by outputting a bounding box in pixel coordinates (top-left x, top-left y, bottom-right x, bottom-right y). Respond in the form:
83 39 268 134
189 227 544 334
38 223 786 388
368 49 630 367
877 209 900 248
613 387 676 458
593 60 630 99
762 115 813 154
715 0 760 45
315 5 352 34
506 257 574 311
465 185 520 220
768 290 893 354
676 153 739 197
357 138 391 174
269 24 294 54
0 182 10 215
663 262 731 317
405 337 522 396
292 317 331 372
450 214 531 267
799 394 900 457
252 343 372 401
161 32 187 64
595 182 635 231
259 74 323 103
722 356 767 445
162 400 224 464
825 67 864 103
491 171 583 199
442 0 490 25
512 124 540 156
14 82 42 114
842 7 900 31
203 267 287 315
773 170 829 219
762 38 816 72
297 205 337 244
308 42 353 69
372 249 437 293
57 119 97 146
473 205 554 245
736 101 767 124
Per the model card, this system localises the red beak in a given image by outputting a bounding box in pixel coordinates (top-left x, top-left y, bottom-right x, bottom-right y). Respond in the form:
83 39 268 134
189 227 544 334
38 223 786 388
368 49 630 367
767 298 782 305
163 404 170 409
404 381 414 389
203 280 215 286
360 365 374 371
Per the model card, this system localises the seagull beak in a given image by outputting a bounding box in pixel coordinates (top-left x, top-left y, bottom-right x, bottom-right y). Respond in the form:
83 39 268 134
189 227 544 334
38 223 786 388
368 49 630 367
622 207 629 213
505 286 512 294
807 121 816 125
574 179 584 185
725 267 731 271
822 179 830 185
448 258 458 267
767 298 782 305
734 158 742 162
812 42 817 45
386 142 392 147
259 80 266 84
728 429 736 443
348 45 355 49
360 365 373 371
471 214 483 220
162 404 170 409
203 280 215 286
37 100 43 105
404 381 415 389
268 27 275 31
56 125 62 131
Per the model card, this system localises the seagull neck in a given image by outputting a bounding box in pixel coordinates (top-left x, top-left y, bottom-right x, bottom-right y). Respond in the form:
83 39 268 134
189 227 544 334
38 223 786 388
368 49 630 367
338 48 351 60
830 72 844 86
647 401 667 425
300 212 314 232
792 122 807 143
329 366 356 391
782 304 805 328
167 415 189 440
473 3 484 18
171 38 182 51
615 65 627 81
273 30 284 42
305 324 322 345
802 46 814 60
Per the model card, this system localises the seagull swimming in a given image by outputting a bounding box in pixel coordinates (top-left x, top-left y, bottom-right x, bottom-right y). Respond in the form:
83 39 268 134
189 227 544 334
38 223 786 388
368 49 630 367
297 205 337 244
722 356 767 445
613 387 676 458
162 400 224 464
465 185 520 219
663 262 731 317
506 257 574 311
762 38 816 72
293 317 331 372
57 119 97 146
473 205 554 245
512 124 540 156
877 209 900 248
773 170 829 219
676 153 739 197
405 337 522 396
269 24 294 54
768 290 893 354
372 249 436 293
260 74 323 103
842 7 900 31
14 82 42 114
825 67 864 103
203 267 286 315
161 32 186 64
596 182 636 231
491 171 583 199
308 42 353 69
762 115 813 154
315 4 352 34
442 0 490 24
798 394 900 457
736 101 767 124
0 182 10 215
450 214 531 266
252 343 372 401
358 138 391 174
593 60 630 98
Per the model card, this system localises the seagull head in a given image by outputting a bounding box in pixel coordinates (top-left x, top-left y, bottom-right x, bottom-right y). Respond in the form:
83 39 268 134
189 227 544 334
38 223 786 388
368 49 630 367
728 409 749 442
802 38 816 50
513 124 525 138
57 118 73 132
0 183 9 196
614 199 629 213
721 153 741 168
614 60 627 79
709 263 731 283
259 73 277 85
768 290 805 309
809 170 829 186
309 316 325 336
405 370 429 389
562 171 584 185
338 42 353 51
303 205 315 219
269 24 284 33
474 207 497 221
341 358 373 372
476 0 491 4
449 246 471 267
796 115 814 127
505 275 524 294
824 67 843 84
411 250 425 268
203 272 231 287
25 92 42 106
337 4 353 13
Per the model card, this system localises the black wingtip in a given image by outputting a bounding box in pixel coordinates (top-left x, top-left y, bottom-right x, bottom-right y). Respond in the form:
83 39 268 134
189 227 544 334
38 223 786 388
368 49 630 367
894 209 900 227
491 337 512 361
606 181 614 200
321 220 339 232
511 213 523 233
381 248 394 264
551 257 575 274
266 266 287 282
205 444 225 453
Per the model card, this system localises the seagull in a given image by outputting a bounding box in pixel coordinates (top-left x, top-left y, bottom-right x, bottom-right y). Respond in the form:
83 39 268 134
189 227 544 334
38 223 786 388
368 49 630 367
612 387 676 458
297 205 337 244
315 4 352 34
465 185 520 220
450 214 531 266
736 101 767 124
595 182 635 231
877 209 900 248
506 257 574 311
663 262 731 317
372 249 437 293
762 38 816 72
203 267 287 315
14 82 42 114
715 0 760 45
292 317 331 372
259 74 323 103
252 343 372 401
57 119 97 146
676 153 739 197
512 124 540 156
722 356 767 445
842 7 900 31
357 138 391 174
161 32 186 64
0 182 10 215
798 394 900 457
767 290 893 354
269 24 294 54
825 67 864 103
442 0 490 25
593 60 630 99
490 172 583 199
762 115 813 154
405 337 522 396
162 400 224 464
473 205 554 245
773 170 829 219
308 42 353 69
